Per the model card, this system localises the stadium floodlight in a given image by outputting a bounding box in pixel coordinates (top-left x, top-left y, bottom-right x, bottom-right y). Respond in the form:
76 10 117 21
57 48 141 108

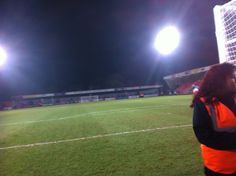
0 46 7 67
154 26 181 55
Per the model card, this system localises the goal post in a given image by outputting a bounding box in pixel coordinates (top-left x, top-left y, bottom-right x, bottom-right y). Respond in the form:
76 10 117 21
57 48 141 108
214 0 236 64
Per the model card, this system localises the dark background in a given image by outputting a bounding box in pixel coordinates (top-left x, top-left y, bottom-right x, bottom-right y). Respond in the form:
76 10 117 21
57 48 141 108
0 0 230 100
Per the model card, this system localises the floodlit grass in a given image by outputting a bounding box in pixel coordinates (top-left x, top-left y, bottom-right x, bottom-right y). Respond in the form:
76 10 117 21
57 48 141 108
0 95 203 176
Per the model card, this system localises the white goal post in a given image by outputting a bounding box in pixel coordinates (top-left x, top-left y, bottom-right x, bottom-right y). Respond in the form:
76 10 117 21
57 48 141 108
214 0 236 64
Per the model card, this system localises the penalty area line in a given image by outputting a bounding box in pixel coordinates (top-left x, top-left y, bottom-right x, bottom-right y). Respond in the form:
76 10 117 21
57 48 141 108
0 124 192 150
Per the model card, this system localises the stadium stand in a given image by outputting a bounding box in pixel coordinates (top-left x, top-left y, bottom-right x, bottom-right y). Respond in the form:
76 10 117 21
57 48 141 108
175 82 194 94
0 85 163 110
175 80 201 94
164 65 211 95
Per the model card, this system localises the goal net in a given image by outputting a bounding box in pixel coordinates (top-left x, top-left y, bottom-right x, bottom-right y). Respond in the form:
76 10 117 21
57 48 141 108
214 0 236 64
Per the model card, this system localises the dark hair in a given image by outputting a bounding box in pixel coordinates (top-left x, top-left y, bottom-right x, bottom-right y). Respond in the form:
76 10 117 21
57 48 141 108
190 63 236 107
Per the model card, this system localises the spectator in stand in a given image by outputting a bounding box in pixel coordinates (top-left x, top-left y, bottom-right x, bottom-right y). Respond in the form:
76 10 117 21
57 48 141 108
191 63 236 176
192 84 199 95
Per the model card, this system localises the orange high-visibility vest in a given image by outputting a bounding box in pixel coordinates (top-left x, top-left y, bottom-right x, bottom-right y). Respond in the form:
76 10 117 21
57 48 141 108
200 98 236 174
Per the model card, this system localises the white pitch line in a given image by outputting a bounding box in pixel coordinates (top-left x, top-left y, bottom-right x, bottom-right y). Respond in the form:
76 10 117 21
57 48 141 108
0 104 188 126
0 124 192 150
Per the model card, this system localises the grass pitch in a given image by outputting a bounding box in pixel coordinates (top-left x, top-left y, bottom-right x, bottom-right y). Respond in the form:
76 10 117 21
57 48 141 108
0 95 203 176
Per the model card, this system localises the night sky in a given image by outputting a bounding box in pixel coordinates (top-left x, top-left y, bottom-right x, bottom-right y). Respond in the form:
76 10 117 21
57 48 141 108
0 0 230 99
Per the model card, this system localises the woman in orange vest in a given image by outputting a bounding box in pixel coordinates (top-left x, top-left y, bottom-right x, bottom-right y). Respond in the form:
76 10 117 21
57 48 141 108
191 63 236 176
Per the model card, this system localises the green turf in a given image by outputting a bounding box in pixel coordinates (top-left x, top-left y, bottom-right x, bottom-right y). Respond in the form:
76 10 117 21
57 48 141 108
0 95 203 176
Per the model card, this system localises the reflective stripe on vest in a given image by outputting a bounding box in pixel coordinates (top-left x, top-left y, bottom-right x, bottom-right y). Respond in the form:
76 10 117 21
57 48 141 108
199 97 236 174
209 104 236 132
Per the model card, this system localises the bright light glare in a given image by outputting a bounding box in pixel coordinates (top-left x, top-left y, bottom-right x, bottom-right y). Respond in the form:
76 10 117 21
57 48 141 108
0 47 7 67
154 26 180 55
